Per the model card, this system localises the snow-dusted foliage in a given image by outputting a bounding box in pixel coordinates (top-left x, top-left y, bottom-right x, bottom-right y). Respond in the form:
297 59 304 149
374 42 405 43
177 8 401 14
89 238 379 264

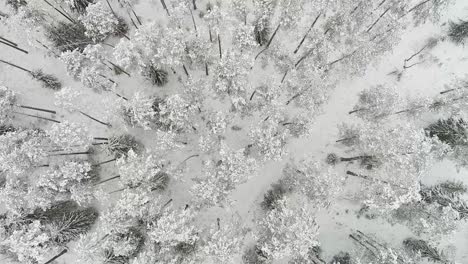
46 121 92 150
351 85 401 121
282 160 344 207
201 217 247 263
338 122 448 209
36 160 96 206
191 144 258 207
121 92 156 130
257 200 319 260
54 86 83 112
249 119 289 161
0 85 17 124
0 0 464 263
212 50 253 110
147 206 199 253
79 1 120 41
116 150 169 191
0 129 48 175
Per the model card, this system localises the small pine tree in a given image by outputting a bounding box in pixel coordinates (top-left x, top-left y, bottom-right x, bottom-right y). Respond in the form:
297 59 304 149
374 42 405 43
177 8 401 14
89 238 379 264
403 238 445 263
69 0 95 14
144 65 169 86
0 124 15 135
106 134 143 158
6 0 27 10
46 22 91 52
425 118 468 147
330 251 352 264
261 182 289 211
254 19 270 46
48 207 99 244
448 20 468 44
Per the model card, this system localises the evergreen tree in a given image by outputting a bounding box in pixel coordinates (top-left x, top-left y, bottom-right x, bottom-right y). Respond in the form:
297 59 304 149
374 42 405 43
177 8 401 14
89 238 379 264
448 20 468 44
425 118 468 147
403 238 446 263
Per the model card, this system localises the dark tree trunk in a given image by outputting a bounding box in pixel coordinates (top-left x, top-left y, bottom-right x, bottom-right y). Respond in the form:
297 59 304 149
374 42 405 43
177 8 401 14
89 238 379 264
0 40 28 54
340 155 373 162
94 175 120 186
43 248 68 264
0 59 31 73
79 111 112 127
293 13 321 54
13 111 60 123
19 105 56 114
93 158 116 167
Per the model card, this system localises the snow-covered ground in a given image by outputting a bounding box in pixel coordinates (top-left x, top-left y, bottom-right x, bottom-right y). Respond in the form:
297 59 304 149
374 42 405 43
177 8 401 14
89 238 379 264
1 0 468 263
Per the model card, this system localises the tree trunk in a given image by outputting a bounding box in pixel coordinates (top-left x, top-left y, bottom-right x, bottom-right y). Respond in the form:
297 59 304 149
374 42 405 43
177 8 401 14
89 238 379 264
293 13 321 54
255 24 281 60
0 36 16 46
407 0 431 14
94 175 120 186
340 155 373 162
13 111 60 123
129 15 139 29
348 108 367 114
249 90 257 101
19 105 56 114
43 248 68 264
93 158 116 167
42 0 75 23
183 64 190 77
163 198 173 208
218 34 222 58
189 8 197 33
0 40 28 54
79 111 112 127
93 137 109 141
281 70 288 83
160 0 170 15
49 151 91 156
131 9 142 25
107 60 131 77
0 59 31 73
335 136 357 143
366 7 390 32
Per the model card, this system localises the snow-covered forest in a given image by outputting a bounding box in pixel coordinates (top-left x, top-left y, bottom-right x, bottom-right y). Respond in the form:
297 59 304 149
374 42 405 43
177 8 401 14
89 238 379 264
0 0 468 263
